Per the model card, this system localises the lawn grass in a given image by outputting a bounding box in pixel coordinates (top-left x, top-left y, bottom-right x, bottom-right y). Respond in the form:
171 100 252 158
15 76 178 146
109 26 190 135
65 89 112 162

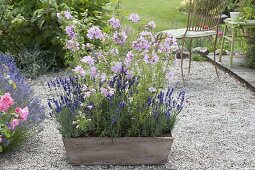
116 0 187 31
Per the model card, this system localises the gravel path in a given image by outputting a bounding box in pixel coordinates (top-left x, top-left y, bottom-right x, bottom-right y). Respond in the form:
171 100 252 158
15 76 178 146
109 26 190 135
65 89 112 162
1 60 255 170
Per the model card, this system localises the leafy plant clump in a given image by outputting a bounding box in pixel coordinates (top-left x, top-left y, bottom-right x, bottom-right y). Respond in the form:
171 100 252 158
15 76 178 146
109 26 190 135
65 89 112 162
0 53 45 152
48 14 187 139
239 0 255 68
0 0 111 69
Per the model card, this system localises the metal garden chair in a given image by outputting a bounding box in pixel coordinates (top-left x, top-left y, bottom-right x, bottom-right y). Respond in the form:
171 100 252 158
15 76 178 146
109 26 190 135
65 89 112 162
160 0 226 83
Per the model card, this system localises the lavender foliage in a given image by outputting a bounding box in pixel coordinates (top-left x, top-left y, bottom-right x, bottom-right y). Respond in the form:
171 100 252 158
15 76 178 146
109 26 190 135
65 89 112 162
0 53 45 133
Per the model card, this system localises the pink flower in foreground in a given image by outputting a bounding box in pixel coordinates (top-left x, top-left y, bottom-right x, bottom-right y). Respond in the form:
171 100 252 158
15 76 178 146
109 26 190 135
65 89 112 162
73 66 86 77
128 13 140 23
9 119 19 130
148 87 157 93
108 17 121 29
125 70 133 79
101 73 107 82
111 62 123 73
65 25 76 39
87 26 104 40
0 93 14 112
90 66 98 78
16 107 29 121
64 10 73 19
0 135 2 143
101 87 115 97
145 21 156 29
113 31 127 45
66 39 80 52
81 56 95 66
125 51 134 66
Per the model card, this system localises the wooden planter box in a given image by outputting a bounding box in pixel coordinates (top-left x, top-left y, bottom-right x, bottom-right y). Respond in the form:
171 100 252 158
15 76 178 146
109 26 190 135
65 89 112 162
63 137 174 165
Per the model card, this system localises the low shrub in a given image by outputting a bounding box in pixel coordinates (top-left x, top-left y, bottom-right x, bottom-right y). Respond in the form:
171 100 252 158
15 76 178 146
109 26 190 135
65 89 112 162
0 0 111 69
0 53 45 152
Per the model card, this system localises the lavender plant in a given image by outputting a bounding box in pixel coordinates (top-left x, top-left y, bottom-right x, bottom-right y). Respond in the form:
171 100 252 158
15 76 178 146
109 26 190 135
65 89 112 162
49 14 187 138
0 53 45 152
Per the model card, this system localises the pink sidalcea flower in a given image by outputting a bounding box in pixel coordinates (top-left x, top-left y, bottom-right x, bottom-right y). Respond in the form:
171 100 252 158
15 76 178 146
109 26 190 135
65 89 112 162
73 66 86 77
90 66 98 78
0 93 14 112
108 17 121 29
87 26 104 40
145 21 156 30
9 119 19 130
111 62 123 74
101 87 115 97
128 13 140 23
66 39 80 52
113 31 127 45
101 73 107 82
81 56 95 66
16 107 29 121
65 25 76 39
64 10 73 19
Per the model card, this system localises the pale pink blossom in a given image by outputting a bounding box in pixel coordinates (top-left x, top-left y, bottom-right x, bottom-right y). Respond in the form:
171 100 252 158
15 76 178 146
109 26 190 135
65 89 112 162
111 62 123 73
145 21 156 29
87 26 104 40
125 70 133 79
16 107 29 121
81 56 95 66
113 31 127 45
90 66 98 78
100 87 115 97
108 17 121 29
0 93 14 112
64 10 73 19
125 51 134 66
128 13 140 23
66 39 80 52
9 119 19 130
101 73 107 82
73 66 86 77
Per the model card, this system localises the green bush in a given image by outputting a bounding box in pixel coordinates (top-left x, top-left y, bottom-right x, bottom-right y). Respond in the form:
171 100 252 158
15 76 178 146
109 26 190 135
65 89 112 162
0 0 111 69
239 0 255 68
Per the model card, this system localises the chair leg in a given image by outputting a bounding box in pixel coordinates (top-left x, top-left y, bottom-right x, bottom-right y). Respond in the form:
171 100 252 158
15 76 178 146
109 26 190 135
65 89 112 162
180 38 185 85
213 34 219 78
230 28 235 66
188 38 193 73
219 25 227 62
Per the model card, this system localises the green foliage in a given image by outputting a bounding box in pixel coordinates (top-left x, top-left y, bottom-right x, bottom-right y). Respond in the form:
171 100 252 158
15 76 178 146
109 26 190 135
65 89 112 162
12 48 56 78
192 55 207 62
0 0 111 69
239 0 255 68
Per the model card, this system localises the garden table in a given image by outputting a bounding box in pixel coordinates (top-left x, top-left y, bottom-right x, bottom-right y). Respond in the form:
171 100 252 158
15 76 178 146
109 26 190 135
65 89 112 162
219 18 255 66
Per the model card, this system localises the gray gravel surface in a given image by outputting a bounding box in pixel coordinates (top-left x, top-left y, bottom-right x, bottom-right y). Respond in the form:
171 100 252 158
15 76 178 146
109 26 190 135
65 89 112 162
0 61 255 170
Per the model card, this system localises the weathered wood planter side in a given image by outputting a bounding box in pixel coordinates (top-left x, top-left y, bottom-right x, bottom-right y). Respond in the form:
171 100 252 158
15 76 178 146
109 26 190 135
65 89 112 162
63 137 174 165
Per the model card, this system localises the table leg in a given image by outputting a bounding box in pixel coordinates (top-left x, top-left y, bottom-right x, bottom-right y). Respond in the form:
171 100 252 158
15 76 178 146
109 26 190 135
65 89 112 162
230 27 235 66
219 25 227 62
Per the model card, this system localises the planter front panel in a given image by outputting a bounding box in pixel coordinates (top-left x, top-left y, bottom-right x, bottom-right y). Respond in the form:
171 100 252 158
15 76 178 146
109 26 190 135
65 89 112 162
63 137 174 165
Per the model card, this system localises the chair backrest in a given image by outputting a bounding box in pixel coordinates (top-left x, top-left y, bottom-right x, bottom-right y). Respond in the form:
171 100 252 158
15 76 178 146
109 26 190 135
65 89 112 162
186 0 226 31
